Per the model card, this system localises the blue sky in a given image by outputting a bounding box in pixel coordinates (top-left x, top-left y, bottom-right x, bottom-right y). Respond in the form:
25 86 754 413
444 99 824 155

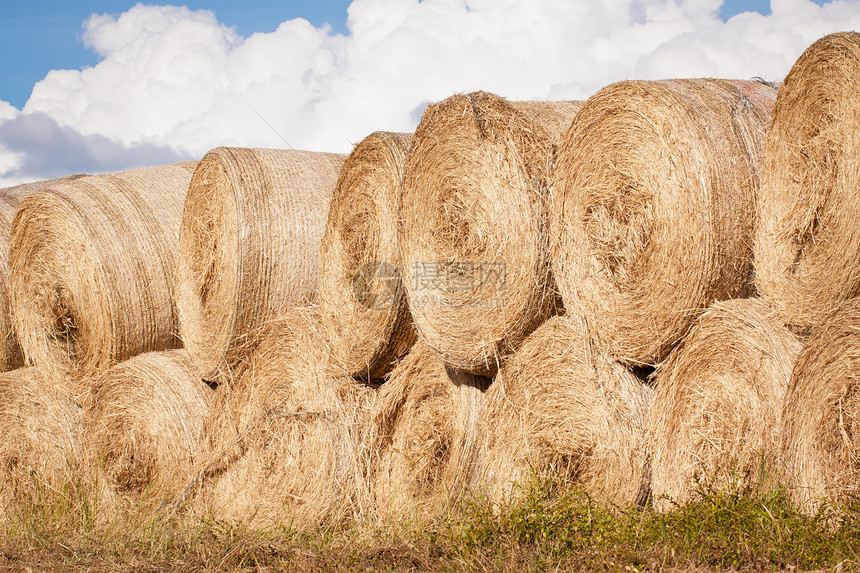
0 0 853 185
1 1 354 108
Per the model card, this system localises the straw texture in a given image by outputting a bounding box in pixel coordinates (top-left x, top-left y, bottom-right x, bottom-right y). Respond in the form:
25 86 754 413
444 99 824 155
0 367 81 518
196 307 376 527
648 298 801 510
783 297 860 512
9 163 196 401
0 177 79 372
550 79 776 366
319 132 417 379
475 315 652 507
372 339 489 521
84 349 212 501
177 148 346 384
400 92 581 375
755 32 860 331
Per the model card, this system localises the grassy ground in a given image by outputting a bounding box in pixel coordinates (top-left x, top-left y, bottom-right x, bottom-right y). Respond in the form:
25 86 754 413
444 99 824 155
2 476 859 572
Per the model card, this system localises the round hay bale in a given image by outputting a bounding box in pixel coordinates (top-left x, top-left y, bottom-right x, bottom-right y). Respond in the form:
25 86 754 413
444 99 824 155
399 92 582 375
782 297 860 512
550 79 776 366
196 307 376 527
318 132 417 380
0 367 81 518
475 315 652 508
177 148 346 384
0 174 91 373
647 298 801 511
9 163 197 400
755 32 860 331
84 349 212 502
371 339 489 521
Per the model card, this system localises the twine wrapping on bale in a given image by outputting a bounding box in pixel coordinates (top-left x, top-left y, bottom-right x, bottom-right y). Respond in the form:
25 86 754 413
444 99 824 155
647 298 801 511
177 148 346 384
550 79 777 366
9 163 197 401
319 132 417 380
372 339 489 521
194 307 376 527
755 32 860 332
399 92 581 375
84 349 212 503
0 367 81 519
475 315 652 508
0 178 83 373
782 297 860 512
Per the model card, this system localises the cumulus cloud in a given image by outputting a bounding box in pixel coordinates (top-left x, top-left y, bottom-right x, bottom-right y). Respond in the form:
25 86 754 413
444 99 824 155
0 112 187 187
3 0 860 185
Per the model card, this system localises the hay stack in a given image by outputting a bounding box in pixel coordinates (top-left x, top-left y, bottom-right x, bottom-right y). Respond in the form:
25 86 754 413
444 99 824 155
372 339 489 521
319 132 417 379
755 32 860 331
648 298 801 511
0 367 81 518
399 92 581 375
0 193 23 372
84 349 212 502
196 307 376 527
550 79 776 366
0 178 74 373
177 148 346 384
783 297 860 511
475 315 651 507
9 163 196 400
0 174 92 373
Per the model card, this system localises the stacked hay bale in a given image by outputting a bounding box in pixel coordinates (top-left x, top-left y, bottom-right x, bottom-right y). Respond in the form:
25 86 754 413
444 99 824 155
9 163 196 402
755 32 860 332
372 340 489 521
782 298 860 512
0 368 81 520
84 349 212 504
399 93 581 375
195 307 376 527
648 299 802 510
0 177 83 373
318 132 417 380
177 148 346 385
550 79 776 367
474 316 651 508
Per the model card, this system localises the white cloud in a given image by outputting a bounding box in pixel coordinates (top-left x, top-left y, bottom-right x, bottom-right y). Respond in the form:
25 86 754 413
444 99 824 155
3 0 860 185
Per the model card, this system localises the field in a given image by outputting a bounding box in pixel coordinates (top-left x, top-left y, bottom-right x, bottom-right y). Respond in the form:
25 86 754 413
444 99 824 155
2 477 860 571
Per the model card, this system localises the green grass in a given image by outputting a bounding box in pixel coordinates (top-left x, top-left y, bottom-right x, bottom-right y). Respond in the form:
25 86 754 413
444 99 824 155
2 474 860 572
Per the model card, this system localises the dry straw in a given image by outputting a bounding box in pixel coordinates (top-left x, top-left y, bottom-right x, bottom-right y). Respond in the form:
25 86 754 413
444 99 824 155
550 79 776 366
648 298 801 511
474 315 652 508
319 132 417 380
195 307 376 528
0 177 81 372
84 349 212 503
755 32 860 331
9 163 197 401
177 148 346 384
372 339 489 522
0 174 94 373
783 297 860 512
0 367 81 519
399 92 581 375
